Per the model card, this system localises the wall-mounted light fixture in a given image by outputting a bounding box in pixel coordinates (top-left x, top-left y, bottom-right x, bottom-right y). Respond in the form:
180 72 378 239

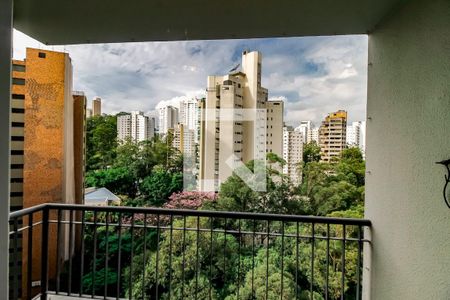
436 159 450 209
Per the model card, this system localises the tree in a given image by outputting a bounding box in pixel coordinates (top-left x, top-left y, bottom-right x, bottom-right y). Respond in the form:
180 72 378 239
138 167 183 206
85 166 137 198
303 142 321 164
86 115 118 171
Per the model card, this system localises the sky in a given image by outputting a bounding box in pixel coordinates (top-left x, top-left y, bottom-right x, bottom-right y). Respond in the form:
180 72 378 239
13 30 368 126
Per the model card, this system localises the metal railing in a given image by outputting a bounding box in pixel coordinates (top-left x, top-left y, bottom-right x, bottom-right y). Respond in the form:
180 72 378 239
9 203 371 300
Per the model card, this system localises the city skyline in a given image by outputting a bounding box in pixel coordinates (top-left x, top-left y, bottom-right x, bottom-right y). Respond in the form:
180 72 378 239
13 30 368 126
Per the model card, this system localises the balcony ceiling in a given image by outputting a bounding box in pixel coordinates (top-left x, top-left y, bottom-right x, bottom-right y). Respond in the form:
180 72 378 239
13 0 406 45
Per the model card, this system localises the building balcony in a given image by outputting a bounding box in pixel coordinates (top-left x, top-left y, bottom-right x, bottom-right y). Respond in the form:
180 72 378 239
9 203 371 300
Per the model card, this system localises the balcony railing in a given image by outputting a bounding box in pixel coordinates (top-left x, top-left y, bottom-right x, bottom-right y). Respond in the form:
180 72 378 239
9 203 371 300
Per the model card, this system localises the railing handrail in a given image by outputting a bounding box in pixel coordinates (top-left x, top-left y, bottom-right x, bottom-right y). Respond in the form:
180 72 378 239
9 203 371 226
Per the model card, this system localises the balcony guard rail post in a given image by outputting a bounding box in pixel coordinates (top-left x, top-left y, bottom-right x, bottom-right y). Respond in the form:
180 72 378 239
9 203 372 300
40 206 49 300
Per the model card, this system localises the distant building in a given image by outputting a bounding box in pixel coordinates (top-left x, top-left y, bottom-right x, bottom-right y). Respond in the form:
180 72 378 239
295 121 312 143
171 123 196 157
86 108 93 118
10 48 84 298
266 100 284 156
199 51 283 191
319 110 347 162
180 98 200 143
159 105 179 135
309 127 319 143
347 121 366 157
92 97 102 116
117 111 155 142
283 126 303 185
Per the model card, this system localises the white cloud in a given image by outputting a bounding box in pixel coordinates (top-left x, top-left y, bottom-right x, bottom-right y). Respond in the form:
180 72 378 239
13 30 368 126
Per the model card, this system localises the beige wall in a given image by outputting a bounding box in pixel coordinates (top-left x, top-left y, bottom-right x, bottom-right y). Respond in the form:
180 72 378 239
365 0 450 298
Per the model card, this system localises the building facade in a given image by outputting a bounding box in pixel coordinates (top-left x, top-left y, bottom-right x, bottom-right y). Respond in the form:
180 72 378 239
158 105 178 135
283 126 303 185
319 110 347 162
117 111 155 142
92 97 101 116
295 120 311 144
10 48 85 297
199 51 283 191
347 121 366 156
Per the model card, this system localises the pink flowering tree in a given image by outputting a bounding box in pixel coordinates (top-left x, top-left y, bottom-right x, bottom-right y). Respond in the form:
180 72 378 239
164 191 216 210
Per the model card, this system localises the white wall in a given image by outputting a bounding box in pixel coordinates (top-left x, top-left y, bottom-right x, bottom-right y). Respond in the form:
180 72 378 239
365 0 450 298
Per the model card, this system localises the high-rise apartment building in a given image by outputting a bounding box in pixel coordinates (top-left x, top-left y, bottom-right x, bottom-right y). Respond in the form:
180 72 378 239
92 97 102 116
180 98 200 143
171 123 196 157
309 127 319 144
346 121 366 157
295 121 311 143
158 105 179 135
319 110 347 162
199 51 283 191
117 111 155 142
283 126 303 185
86 108 93 118
10 48 85 298
266 100 284 155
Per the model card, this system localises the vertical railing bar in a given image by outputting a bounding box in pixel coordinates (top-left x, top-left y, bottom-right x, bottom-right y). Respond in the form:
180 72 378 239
281 221 285 299
181 216 186 299
68 209 74 296
116 212 123 300
79 210 86 297
325 223 330 300
40 207 49 300
128 213 134 300
104 211 110 299
357 225 362 300
265 220 270 300
55 209 62 294
142 213 147 300
195 216 200 300
237 219 241 299
155 214 160 299
223 217 227 283
341 224 346 300
209 216 213 300
310 223 315 300
27 213 33 300
296 221 299 300
12 217 19 300
251 219 256 299
168 215 174 300
92 211 98 299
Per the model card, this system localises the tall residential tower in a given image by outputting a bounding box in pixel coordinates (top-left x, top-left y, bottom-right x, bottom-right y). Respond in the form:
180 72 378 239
199 51 283 191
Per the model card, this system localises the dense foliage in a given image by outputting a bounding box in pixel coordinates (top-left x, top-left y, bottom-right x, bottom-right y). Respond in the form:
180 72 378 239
83 120 365 299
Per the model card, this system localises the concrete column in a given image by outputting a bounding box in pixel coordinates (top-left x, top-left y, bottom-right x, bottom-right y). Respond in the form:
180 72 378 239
365 0 450 298
0 0 13 298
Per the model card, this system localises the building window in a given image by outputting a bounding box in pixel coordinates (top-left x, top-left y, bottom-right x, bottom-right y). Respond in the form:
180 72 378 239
11 136 24 141
12 94 25 100
12 78 25 85
38 52 46 58
12 64 25 72
12 108 25 114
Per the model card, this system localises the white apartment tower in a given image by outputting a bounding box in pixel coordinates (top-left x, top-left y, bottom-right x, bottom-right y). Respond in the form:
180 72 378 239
117 111 155 142
199 51 283 191
346 121 366 156
180 98 200 143
159 105 179 135
283 126 303 185
295 121 312 143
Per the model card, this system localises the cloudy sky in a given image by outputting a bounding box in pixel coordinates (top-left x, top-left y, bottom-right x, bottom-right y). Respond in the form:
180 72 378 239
13 30 368 126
